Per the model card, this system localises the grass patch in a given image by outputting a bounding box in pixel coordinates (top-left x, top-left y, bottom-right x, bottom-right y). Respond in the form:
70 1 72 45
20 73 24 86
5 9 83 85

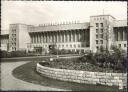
12 60 121 91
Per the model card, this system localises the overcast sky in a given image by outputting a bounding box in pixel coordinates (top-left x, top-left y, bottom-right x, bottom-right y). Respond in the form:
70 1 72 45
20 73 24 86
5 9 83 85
1 1 127 31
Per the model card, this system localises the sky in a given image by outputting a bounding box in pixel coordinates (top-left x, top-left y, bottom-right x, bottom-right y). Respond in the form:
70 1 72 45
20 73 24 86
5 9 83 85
1 1 127 32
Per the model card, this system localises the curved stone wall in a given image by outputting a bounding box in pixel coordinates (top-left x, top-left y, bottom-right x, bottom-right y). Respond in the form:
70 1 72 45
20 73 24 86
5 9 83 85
36 63 127 89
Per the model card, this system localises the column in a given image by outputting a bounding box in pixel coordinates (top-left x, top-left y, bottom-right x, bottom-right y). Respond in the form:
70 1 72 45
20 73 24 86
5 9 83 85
35 33 37 43
37 33 39 43
62 31 64 42
56 31 59 43
67 31 69 42
42 33 44 43
38 33 41 43
115 30 118 41
50 32 53 43
49 32 51 43
124 30 127 41
69 31 71 42
73 30 75 42
53 32 55 43
31 34 33 43
55 32 57 43
65 31 67 42
44 32 46 43
123 30 125 41
48 32 50 43
71 30 73 42
59 31 61 42
34 33 36 43
118 30 121 41
60 31 62 42
75 30 77 42
46 32 48 43
64 31 65 42
83 30 85 41
120 30 123 41
41 33 42 43
78 30 81 42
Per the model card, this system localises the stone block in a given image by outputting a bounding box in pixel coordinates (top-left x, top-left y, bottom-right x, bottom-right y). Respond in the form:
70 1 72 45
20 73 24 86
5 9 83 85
99 79 106 82
100 82 106 85
86 74 92 78
96 72 106 76
114 76 119 80
112 82 118 86
106 82 113 86
111 73 119 77
105 73 112 76
93 79 99 82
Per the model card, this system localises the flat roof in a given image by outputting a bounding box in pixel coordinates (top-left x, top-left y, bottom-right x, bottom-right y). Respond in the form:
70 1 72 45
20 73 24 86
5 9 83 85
90 15 116 19
29 22 90 33
114 20 127 27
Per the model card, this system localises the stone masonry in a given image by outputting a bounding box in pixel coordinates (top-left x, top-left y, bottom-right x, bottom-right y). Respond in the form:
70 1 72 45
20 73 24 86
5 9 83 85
36 63 127 89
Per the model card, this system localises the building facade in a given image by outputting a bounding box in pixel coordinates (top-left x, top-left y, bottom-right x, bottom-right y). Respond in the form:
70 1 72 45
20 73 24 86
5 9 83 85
9 24 31 51
0 33 9 51
6 15 127 53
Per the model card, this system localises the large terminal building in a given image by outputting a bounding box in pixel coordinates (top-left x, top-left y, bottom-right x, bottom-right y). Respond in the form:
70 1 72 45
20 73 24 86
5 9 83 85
1 15 127 54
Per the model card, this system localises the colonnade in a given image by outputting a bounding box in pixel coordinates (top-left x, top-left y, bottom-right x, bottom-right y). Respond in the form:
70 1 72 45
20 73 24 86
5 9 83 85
114 27 127 41
30 29 89 44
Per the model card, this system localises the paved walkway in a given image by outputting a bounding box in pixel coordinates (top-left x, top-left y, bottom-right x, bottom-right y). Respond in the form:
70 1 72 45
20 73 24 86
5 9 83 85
1 61 68 91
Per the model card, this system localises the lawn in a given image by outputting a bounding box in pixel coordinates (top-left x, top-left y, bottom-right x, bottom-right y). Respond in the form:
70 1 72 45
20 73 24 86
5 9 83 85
12 60 121 91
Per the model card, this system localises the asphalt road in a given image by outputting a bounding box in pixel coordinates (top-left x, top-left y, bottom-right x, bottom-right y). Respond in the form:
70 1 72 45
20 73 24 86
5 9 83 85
1 61 68 91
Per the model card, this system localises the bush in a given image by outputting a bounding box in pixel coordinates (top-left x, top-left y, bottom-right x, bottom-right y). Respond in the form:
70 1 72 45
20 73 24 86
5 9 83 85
0 50 35 58
79 46 126 72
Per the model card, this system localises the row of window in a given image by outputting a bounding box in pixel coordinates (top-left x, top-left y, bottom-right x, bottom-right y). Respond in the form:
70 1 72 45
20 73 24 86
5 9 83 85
12 29 16 32
12 34 16 37
96 29 103 33
96 34 103 39
1 39 8 44
96 46 102 50
11 38 16 41
94 17 105 21
12 47 16 51
96 23 103 27
96 40 103 44
11 43 16 46
118 44 127 48
96 44 127 50
28 44 82 48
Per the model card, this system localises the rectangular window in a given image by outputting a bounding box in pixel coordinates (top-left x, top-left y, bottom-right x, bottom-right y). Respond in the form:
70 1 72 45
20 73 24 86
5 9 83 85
74 44 76 48
96 29 98 33
70 45 72 48
66 44 68 47
101 29 103 33
96 23 99 27
96 40 98 44
100 34 103 38
96 46 99 49
78 44 80 47
100 23 103 27
119 44 121 47
100 40 103 44
96 34 98 39
124 44 126 47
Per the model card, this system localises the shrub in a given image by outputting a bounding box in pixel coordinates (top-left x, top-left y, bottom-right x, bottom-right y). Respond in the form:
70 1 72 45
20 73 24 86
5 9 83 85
79 45 126 72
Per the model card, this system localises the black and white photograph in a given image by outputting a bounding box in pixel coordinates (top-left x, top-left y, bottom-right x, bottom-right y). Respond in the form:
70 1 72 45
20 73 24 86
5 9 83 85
1 1 127 91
